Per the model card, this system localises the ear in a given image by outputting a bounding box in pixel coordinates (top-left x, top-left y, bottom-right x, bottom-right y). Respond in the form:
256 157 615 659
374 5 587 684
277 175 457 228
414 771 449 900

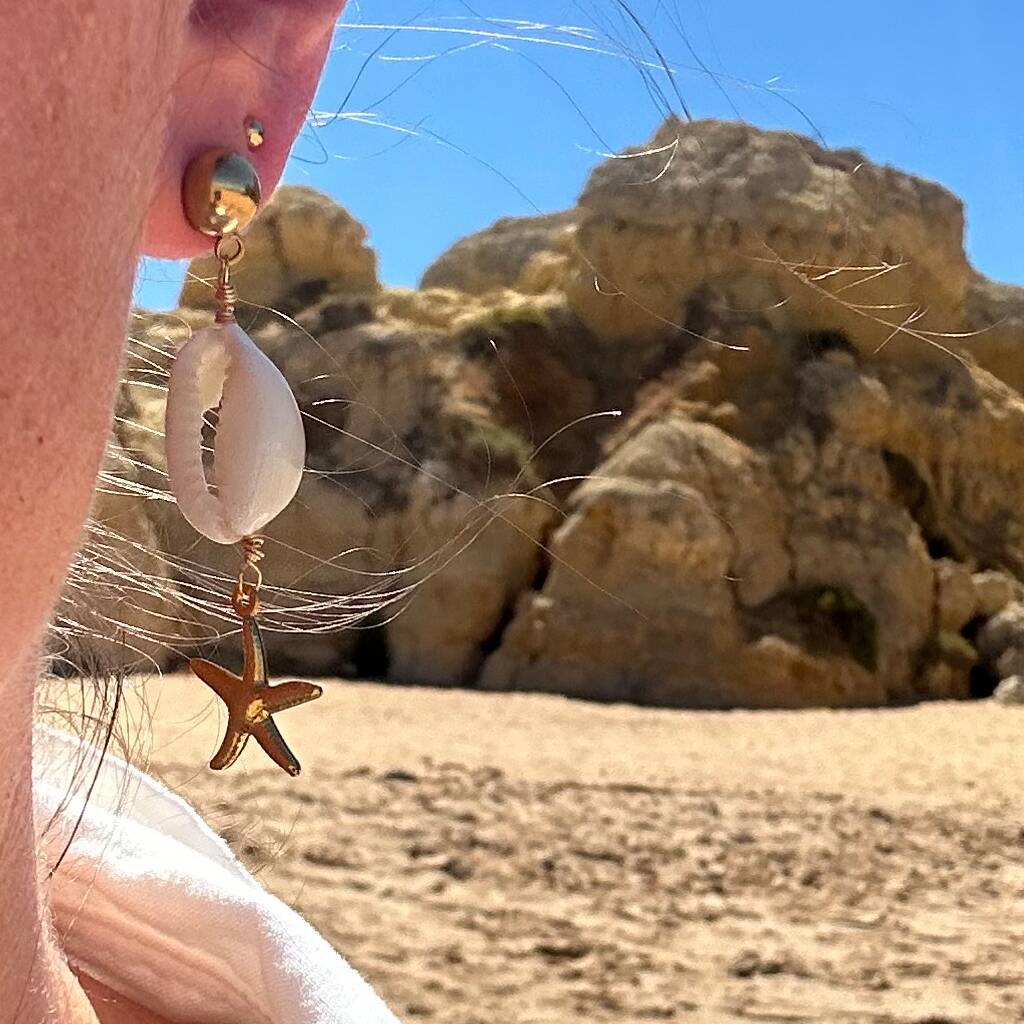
142 0 346 257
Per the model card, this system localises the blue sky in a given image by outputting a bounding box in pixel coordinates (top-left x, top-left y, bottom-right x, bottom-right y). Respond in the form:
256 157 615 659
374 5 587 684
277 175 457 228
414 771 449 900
135 1 1024 309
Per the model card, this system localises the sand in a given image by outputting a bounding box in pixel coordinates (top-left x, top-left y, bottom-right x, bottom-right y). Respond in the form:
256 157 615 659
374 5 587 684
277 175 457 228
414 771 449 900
130 677 1024 1023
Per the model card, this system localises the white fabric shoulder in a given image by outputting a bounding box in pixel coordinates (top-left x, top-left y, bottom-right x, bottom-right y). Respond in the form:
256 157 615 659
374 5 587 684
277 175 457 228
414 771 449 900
33 724 400 1024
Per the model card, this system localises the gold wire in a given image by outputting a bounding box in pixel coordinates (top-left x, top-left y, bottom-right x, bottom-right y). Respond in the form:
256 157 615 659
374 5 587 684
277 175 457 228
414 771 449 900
237 535 265 593
216 234 263 622
213 234 245 324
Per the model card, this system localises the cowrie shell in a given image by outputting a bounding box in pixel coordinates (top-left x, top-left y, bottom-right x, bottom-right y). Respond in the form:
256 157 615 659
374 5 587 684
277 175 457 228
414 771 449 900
165 322 305 545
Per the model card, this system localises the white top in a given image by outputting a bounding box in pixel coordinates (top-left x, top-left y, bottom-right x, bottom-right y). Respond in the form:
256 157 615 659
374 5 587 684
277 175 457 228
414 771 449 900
33 725 400 1024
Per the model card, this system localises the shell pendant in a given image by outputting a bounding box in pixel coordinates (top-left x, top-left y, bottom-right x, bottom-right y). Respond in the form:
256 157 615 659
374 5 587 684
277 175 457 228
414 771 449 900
165 321 305 545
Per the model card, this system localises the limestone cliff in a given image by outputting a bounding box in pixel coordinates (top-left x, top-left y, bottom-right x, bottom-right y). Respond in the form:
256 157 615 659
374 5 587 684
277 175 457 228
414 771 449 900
70 120 1024 708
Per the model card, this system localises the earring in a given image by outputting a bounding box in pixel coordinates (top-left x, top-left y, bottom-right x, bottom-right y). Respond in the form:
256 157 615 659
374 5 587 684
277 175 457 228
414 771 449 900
166 141 322 777
245 117 265 150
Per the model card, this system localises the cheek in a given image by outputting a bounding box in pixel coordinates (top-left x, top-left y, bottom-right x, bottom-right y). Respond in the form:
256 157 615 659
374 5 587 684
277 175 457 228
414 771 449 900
141 14 337 259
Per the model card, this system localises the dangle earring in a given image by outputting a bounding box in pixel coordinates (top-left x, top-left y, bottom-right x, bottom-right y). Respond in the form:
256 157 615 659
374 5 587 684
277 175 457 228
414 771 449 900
166 136 322 777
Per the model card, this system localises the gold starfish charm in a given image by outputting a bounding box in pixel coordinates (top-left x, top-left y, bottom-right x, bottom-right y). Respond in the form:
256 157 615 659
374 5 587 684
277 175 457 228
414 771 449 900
189 584 322 776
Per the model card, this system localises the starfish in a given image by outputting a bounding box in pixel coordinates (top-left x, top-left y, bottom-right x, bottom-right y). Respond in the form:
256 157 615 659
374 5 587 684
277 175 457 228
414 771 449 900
189 615 323 776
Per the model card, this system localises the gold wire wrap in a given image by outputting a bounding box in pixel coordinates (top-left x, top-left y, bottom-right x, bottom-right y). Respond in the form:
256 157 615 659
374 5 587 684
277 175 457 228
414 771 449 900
238 534 265 592
213 234 245 324
233 535 265 617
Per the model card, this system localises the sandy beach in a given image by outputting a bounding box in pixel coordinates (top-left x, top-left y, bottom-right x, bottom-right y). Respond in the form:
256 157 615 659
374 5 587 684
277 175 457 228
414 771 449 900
98 676 1024 1023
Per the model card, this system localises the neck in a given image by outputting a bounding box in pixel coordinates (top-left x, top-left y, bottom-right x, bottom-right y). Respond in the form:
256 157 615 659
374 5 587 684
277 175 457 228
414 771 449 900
0 5 187 1019
1 658 96 1023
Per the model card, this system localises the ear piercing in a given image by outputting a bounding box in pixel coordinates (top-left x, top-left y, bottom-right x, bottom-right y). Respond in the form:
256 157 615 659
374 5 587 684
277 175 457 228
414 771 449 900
245 118 265 150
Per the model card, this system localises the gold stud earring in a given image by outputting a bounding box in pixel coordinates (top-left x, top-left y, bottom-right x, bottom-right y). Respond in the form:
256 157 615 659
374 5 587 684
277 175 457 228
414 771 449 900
182 150 261 238
245 118 265 150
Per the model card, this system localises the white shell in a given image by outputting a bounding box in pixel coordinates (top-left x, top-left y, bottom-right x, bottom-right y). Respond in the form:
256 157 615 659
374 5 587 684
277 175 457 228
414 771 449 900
165 322 306 545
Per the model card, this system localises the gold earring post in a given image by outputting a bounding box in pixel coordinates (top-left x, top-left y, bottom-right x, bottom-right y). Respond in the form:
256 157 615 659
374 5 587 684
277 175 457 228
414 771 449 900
245 118 265 150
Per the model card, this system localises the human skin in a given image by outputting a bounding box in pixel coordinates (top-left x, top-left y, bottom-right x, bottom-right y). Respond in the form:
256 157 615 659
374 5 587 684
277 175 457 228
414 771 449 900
0 2 344 1021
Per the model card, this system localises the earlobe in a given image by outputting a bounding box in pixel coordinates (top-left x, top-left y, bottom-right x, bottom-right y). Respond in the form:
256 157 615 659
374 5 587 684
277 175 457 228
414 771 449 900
142 0 345 258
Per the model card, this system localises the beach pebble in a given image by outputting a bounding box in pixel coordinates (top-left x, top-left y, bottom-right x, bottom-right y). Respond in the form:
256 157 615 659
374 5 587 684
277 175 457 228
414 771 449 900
993 676 1024 705
972 570 1021 619
977 602 1024 663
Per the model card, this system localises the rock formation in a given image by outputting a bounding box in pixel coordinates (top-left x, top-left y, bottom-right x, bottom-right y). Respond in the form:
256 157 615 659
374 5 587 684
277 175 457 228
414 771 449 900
71 119 1024 708
420 210 577 296
179 185 378 316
